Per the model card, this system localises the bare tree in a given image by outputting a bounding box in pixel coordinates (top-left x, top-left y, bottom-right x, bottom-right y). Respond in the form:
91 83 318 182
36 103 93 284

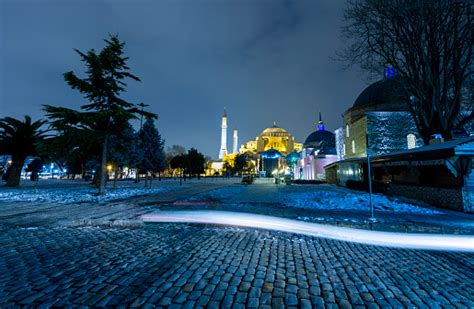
340 0 473 144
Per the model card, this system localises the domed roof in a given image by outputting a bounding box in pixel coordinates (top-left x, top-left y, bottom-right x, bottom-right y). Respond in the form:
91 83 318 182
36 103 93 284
304 130 335 149
260 123 289 136
352 78 409 111
261 148 284 159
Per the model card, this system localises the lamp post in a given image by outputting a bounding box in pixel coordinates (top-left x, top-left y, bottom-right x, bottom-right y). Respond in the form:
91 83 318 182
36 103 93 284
366 134 376 222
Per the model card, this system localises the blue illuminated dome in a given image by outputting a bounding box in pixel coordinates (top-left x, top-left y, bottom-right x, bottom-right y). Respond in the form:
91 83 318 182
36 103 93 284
303 113 336 150
261 149 283 159
304 130 335 149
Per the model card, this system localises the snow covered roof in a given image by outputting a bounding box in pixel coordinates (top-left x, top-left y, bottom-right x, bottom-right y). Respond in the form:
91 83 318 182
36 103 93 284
375 137 474 160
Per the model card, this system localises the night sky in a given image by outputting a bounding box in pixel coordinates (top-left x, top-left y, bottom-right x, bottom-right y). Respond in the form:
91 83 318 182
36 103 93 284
1 0 370 158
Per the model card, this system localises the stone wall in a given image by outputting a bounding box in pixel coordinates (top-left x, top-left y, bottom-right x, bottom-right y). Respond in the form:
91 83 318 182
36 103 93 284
366 112 423 156
385 184 465 212
334 128 344 161
343 116 368 159
343 111 424 159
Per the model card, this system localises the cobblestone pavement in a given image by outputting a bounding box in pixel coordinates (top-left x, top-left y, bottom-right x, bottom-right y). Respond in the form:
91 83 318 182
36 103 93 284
0 224 473 307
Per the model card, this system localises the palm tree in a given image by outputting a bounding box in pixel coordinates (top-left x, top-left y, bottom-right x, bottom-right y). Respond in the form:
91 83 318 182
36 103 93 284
0 116 48 187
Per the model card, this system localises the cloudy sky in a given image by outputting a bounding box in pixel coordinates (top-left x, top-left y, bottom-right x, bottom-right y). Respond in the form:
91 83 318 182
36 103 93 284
1 0 371 157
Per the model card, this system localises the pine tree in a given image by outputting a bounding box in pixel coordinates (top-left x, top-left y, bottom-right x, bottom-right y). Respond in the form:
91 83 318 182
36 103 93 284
137 117 165 187
44 35 156 194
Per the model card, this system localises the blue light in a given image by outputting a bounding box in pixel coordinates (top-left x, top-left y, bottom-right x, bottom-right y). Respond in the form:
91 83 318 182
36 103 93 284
385 65 396 79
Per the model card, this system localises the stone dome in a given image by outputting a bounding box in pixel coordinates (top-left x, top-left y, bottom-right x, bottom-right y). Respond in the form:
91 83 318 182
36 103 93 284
352 78 409 111
260 124 290 137
304 130 336 149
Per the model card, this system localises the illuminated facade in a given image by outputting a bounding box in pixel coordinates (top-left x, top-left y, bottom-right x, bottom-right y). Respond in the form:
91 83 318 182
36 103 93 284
295 114 337 180
240 123 302 156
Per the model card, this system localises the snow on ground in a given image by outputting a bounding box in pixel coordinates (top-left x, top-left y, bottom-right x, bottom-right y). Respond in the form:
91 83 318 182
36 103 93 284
189 183 443 215
279 185 443 215
0 180 184 204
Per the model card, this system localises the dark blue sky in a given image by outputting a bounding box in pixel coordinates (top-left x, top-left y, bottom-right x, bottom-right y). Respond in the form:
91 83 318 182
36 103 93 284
0 0 370 157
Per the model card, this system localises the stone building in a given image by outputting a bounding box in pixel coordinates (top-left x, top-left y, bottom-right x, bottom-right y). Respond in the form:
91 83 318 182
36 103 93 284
325 137 474 213
339 78 423 160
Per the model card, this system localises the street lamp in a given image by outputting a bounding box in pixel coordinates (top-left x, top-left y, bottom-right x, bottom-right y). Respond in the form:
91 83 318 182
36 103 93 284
366 134 376 222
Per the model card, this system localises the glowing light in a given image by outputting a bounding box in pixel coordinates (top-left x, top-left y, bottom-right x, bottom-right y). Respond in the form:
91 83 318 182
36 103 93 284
143 211 474 252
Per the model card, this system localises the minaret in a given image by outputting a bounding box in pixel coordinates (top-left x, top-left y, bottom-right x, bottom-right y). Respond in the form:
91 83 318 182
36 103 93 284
219 109 228 159
233 129 238 154
317 112 325 131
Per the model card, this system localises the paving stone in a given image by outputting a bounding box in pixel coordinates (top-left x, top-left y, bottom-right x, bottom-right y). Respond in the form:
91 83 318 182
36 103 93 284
0 212 470 308
300 298 312 309
285 293 298 306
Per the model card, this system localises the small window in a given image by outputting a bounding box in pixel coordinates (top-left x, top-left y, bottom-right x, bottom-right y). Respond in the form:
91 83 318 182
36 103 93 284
346 124 350 137
351 140 355 153
342 144 346 156
407 134 416 149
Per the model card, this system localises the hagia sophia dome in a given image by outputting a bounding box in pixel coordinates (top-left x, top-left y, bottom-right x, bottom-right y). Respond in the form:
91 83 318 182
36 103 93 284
240 122 302 156
260 124 290 137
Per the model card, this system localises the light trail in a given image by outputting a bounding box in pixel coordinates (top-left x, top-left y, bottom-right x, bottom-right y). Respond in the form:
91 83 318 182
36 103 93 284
142 210 474 252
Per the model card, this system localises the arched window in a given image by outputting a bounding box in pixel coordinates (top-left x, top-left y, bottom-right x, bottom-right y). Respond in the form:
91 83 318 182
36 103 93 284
407 134 416 149
346 124 350 137
342 144 346 156
351 140 356 153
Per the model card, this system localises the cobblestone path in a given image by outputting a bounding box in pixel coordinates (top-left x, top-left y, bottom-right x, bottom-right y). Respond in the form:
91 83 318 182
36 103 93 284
0 224 472 307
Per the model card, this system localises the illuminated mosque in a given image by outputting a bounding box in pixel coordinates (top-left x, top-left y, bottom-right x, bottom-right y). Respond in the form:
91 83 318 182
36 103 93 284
240 123 302 156
209 109 304 176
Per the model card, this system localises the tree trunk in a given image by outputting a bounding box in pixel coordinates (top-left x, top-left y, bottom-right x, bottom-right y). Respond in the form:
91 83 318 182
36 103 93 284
6 155 26 187
144 172 148 188
149 173 153 188
98 135 108 195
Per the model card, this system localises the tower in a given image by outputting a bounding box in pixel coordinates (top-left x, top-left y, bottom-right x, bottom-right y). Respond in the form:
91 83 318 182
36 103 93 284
233 129 238 154
219 109 228 159
317 112 325 131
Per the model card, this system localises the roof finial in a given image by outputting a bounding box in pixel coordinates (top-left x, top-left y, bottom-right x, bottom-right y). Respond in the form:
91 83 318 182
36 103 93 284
223 107 227 117
317 112 325 132
273 121 277 127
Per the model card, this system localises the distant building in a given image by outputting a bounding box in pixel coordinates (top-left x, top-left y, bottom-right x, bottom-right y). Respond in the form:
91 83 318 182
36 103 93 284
238 123 302 177
240 123 302 156
295 113 337 180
